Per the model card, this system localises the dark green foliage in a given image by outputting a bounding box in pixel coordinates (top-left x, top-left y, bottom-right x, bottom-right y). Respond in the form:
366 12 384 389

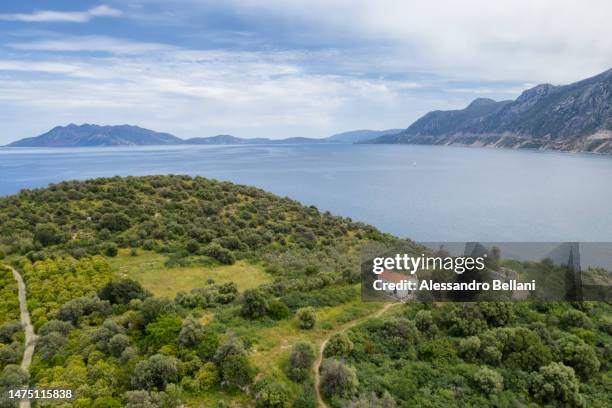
58 295 111 324
319 358 358 399
241 288 270 319
204 243 235 265
38 320 72 336
99 278 150 305
0 365 29 407
0 322 21 344
34 223 65 246
214 337 255 389
324 333 353 358
104 242 118 257
108 334 130 358
140 297 176 325
254 378 291 408
288 342 315 382
131 353 179 389
99 212 131 232
296 307 316 329
268 299 290 320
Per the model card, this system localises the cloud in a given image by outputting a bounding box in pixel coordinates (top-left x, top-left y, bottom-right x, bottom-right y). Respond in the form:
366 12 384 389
157 0 612 83
7 35 174 54
0 5 122 23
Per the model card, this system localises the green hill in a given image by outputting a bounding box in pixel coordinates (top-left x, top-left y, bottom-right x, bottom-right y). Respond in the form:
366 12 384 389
0 176 609 407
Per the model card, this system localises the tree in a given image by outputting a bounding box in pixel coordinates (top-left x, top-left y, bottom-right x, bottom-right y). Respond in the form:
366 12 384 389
58 295 111 324
458 336 481 362
214 337 255 389
178 316 203 348
99 279 150 305
104 242 118 257
288 342 315 382
557 336 600 379
531 362 583 406
108 334 131 358
99 212 131 232
473 367 503 393
414 310 434 332
324 333 353 358
268 299 290 320
204 243 235 265
0 321 22 343
38 320 72 336
319 359 358 399
131 354 179 389
241 289 270 319
296 307 316 330
34 223 64 246
144 315 182 351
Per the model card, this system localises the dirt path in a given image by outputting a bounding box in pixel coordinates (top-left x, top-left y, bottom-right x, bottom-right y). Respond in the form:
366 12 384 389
7 264 37 408
313 303 397 408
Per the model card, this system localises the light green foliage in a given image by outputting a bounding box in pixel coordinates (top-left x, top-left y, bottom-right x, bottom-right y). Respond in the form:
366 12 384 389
531 362 583 406
0 265 19 325
473 367 503 393
324 333 353 358
296 307 316 329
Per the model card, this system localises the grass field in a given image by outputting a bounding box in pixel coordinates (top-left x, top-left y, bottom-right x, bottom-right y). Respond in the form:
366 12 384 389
108 249 273 298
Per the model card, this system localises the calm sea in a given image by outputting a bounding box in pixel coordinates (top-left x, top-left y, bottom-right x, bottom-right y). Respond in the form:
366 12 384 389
1 144 611 241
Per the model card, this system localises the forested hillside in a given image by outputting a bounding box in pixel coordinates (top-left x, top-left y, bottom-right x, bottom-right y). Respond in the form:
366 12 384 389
0 176 609 407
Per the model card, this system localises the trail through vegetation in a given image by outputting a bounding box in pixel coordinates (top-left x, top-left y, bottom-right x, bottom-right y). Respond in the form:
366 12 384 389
7 264 36 408
314 302 397 408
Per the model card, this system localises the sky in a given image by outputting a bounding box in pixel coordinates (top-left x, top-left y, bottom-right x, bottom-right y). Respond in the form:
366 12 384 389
1 1 612 143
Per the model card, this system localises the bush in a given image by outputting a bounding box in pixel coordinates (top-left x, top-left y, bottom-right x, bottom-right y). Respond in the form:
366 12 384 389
288 342 315 382
104 242 118 257
531 362 583 406
204 243 235 265
296 307 316 330
415 310 434 332
178 316 204 348
255 379 291 408
473 367 503 393
214 337 255 389
99 279 150 305
194 362 219 391
108 334 131 358
319 359 358 399
241 289 270 319
268 299 290 320
59 295 111 324
324 333 353 358
0 322 22 343
131 354 179 389
458 336 481 362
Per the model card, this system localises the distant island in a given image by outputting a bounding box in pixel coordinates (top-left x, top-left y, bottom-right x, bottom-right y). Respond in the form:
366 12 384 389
4 125 402 148
5 68 611 153
363 68 612 154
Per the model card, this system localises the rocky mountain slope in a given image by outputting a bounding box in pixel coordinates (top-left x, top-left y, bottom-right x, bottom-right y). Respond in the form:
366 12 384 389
367 68 612 153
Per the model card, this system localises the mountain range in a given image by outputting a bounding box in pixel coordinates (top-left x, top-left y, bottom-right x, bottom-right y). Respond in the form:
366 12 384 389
5 68 612 153
365 68 612 154
5 125 402 147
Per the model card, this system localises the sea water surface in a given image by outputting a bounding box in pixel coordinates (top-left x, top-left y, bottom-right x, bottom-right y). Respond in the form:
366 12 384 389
1 144 611 241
